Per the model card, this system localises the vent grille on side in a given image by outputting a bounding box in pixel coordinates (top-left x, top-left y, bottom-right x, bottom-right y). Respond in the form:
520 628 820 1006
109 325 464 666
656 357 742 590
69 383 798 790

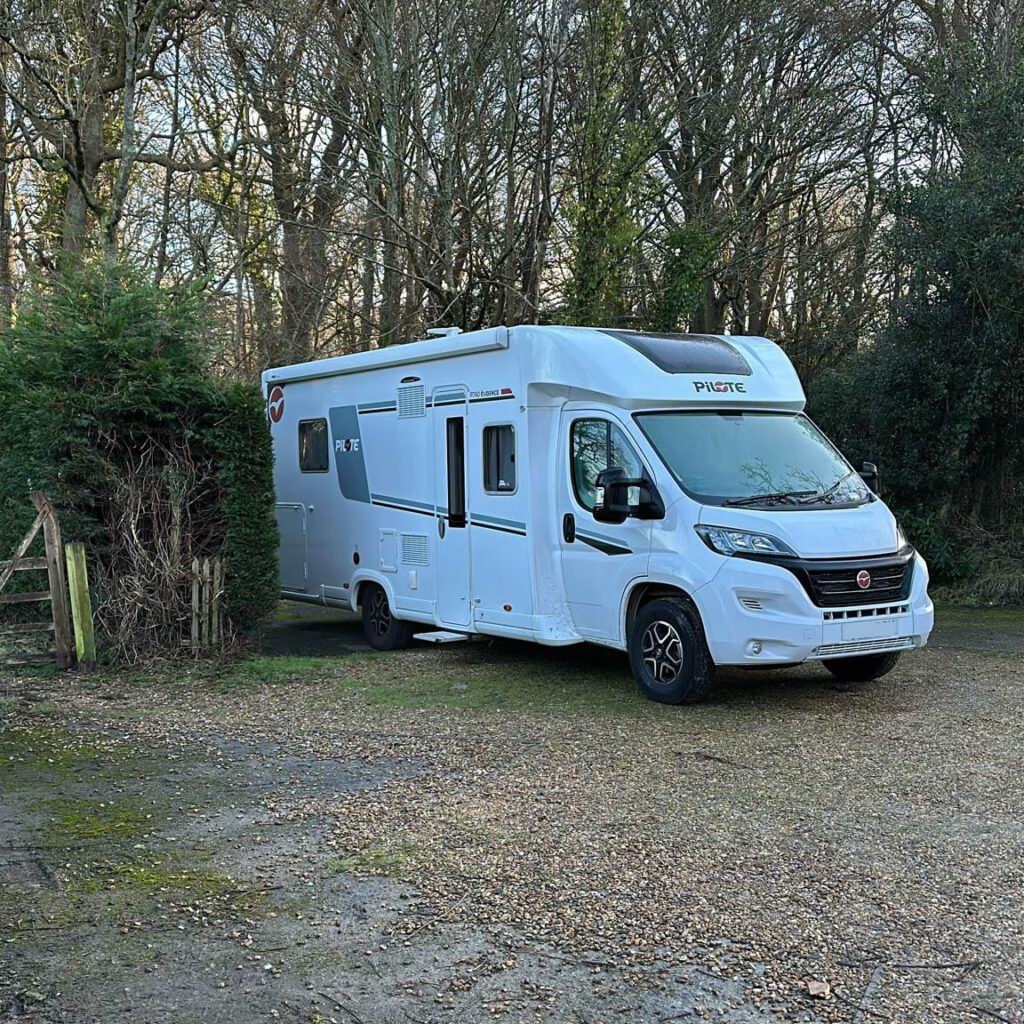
397 384 426 418
400 533 430 566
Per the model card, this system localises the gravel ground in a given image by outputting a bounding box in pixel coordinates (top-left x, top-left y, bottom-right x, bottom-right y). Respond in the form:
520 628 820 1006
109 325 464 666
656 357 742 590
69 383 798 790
2 610 1023 1024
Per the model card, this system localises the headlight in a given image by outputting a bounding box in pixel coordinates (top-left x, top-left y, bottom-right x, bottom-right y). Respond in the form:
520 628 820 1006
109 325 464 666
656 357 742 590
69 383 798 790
695 525 797 557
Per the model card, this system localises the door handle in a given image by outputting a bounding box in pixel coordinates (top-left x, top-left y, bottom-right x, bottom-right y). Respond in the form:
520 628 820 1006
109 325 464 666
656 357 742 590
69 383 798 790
562 513 575 543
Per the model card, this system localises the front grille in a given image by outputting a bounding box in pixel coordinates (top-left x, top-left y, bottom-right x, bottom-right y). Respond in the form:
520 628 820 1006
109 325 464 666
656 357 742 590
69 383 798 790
814 636 914 657
803 561 911 608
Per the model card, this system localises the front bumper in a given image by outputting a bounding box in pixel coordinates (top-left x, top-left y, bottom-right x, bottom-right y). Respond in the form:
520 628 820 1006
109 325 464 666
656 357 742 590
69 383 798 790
695 551 934 666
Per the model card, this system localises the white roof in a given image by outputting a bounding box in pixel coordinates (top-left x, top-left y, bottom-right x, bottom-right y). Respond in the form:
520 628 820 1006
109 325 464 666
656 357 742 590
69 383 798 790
262 325 805 411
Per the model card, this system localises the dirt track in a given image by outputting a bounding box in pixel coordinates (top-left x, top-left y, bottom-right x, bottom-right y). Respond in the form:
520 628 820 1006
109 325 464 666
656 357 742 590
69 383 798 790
2 607 1022 1024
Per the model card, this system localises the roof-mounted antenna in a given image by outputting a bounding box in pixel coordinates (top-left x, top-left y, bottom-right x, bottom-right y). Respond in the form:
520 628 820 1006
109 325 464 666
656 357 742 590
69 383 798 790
426 327 462 338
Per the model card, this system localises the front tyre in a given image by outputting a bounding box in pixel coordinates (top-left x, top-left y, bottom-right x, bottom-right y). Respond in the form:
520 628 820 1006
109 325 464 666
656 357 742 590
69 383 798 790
361 583 415 651
823 650 901 682
629 598 714 705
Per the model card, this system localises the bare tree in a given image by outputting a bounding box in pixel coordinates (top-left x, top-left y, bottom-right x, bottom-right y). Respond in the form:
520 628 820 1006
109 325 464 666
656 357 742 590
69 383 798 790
0 0 209 257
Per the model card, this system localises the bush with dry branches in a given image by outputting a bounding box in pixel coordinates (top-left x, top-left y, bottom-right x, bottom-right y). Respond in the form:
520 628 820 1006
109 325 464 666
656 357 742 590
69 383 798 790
0 262 278 663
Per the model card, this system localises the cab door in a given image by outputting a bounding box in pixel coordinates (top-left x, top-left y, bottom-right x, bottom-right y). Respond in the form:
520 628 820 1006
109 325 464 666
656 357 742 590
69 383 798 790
559 412 653 642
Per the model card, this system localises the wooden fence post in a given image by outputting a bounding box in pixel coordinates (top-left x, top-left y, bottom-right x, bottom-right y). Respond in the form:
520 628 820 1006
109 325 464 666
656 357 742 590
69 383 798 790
65 542 97 671
191 556 200 649
201 557 212 647
33 492 73 670
211 557 223 645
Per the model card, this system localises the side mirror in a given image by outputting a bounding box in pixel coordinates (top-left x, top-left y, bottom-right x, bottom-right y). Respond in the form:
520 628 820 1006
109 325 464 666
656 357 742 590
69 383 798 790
858 461 879 493
593 468 664 523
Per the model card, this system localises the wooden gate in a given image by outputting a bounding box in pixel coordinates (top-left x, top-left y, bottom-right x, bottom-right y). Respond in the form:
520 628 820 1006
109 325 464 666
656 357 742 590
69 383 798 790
0 492 74 669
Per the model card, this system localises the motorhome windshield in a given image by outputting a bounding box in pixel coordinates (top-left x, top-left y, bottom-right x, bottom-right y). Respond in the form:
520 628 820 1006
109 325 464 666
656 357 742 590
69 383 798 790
635 411 872 508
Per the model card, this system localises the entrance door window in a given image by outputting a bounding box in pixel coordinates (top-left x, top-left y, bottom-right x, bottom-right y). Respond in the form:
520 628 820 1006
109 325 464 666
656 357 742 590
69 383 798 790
446 417 467 527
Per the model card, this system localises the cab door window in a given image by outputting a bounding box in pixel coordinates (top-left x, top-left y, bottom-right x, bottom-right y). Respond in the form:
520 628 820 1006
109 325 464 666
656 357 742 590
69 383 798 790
571 419 643 511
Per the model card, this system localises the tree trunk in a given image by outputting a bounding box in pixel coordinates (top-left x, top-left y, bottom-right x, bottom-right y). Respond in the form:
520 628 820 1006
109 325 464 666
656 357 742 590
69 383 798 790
0 41 13 326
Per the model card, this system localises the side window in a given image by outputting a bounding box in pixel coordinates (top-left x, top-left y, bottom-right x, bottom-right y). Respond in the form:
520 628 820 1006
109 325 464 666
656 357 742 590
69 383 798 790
571 419 643 511
483 425 516 493
298 418 329 472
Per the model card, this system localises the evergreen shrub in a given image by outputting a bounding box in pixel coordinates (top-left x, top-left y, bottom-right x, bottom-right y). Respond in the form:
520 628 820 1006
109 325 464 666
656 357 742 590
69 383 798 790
0 262 278 660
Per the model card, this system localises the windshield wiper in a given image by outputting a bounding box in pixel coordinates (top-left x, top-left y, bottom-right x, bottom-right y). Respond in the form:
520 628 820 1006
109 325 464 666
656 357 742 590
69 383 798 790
800 470 857 505
724 490 816 507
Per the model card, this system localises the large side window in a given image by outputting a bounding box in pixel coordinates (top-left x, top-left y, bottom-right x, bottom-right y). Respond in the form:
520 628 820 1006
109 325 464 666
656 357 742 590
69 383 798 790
483 425 516 493
298 418 329 472
571 419 643 511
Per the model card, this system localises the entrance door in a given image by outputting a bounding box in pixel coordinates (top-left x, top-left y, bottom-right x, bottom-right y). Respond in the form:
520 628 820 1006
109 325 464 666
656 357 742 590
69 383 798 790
434 388 473 628
559 412 653 641
274 503 307 593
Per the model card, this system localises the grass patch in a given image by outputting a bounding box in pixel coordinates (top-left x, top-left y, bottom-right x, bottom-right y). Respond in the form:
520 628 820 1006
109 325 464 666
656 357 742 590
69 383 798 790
327 840 429 876
271 600 356 624
329 646 637 712
933 602 1024 629
0 661 59 678
30 795 155 841
25 700 60 717
208 653 375 691
199 642 639 713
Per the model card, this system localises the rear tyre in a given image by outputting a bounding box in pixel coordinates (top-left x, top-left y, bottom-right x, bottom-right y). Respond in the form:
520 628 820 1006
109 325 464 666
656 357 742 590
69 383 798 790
823 650 901 682
629 598 714 705
361 583 415 651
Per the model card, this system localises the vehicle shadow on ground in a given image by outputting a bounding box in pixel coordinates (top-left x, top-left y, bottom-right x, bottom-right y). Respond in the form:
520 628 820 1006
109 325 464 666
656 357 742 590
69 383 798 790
257 601 919 707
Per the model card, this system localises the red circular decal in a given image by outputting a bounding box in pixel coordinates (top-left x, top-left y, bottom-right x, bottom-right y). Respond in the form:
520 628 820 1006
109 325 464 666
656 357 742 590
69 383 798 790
268 386 285 424
856 570 872 589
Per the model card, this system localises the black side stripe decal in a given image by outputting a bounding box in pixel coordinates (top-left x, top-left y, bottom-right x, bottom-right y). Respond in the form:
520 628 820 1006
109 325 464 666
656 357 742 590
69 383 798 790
473 521 526 537
577 535 632 556
371 500 433 517
370 500 526 536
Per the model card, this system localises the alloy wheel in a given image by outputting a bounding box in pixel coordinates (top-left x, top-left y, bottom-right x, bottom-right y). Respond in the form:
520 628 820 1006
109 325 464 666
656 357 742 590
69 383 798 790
368 589 392 636
641 619 684 684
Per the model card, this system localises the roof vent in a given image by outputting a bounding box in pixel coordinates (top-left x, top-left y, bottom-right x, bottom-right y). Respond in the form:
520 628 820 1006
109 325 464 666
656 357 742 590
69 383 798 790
426 327 462 338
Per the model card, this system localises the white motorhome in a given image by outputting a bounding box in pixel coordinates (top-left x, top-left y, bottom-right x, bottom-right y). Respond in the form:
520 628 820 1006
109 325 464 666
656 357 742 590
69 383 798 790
262 326 933 704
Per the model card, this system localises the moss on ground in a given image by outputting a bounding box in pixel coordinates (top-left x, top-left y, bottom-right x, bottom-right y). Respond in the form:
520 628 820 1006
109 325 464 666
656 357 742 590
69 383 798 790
2 723 279 942
1 724 116 784
30 795 155 841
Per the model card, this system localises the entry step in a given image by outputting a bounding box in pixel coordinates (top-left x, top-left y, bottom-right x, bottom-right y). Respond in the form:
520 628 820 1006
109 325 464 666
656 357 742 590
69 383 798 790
413 630 471 644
